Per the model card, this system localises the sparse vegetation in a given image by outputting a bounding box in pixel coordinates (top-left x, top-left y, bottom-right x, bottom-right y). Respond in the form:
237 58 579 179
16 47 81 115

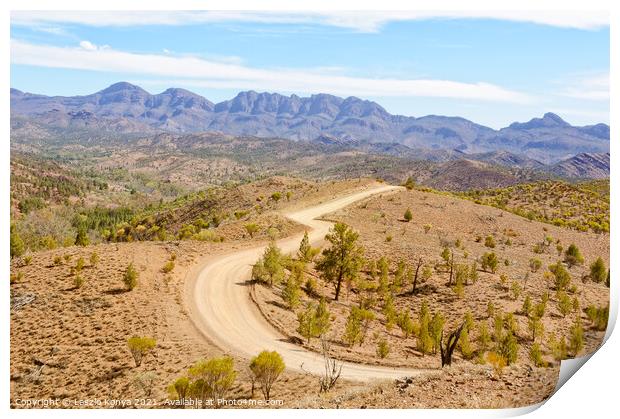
127 336 156 367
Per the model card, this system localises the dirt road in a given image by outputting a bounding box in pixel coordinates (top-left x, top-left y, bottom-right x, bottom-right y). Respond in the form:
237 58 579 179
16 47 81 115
186 184 428 381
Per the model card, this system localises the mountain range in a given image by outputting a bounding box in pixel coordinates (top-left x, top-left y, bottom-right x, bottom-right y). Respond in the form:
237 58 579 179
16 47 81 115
10 82 609 166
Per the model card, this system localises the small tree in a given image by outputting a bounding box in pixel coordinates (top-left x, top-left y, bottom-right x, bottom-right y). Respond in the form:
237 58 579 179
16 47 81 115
529 258 542 273
168 376 190 404
498 332 518 365
189 356 237 405
557 292 572 317
564 244 584 268
403 208 413 222
589 257 606 283
549 261 571 292
522 294 532 317
123 263 138 291
281 276 301 309
90 251 100 266
529 342 546 367
249 351 285 400
403 176 416 190
10 224 25 259
397 310 414 338
481 252 498 273
484 235 496 248
297 231 313 262
75 227 90 247
569 317 584 356
162 260 175 273
127 336 156 367
316 223 364 301
376 338 390 358
74 274 85 289
343 306 374 346
527 315 544 342
245 223 260 238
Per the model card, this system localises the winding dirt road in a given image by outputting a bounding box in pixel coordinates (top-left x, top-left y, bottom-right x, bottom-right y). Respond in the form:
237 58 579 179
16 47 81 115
187 184 427 381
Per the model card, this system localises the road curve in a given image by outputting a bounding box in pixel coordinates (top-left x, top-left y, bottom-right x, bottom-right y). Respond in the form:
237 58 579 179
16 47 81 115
187 184 428 381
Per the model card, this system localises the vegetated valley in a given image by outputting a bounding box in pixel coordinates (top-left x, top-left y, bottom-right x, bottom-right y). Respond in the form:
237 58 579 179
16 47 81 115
9 85 610 409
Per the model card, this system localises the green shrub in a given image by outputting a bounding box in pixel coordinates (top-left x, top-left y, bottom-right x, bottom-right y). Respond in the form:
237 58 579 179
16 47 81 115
249 351 285 400
484 235 496 248
189 356 237 404
343 306 374 347
127 336 156 367
480 252 498 273
123 262 138 291
403 208 413 222
90 252 99 266
589 257 607 283
564 244 584 268
376 338 390 358
529 258 542 273
162 260 175 273
74 274 85 289
557 291 572 317
245 223 260 238
529 342 546 367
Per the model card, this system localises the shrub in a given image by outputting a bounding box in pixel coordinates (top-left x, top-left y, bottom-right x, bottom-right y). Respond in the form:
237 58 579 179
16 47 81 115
529 342 546 367
297 299 330 342
480 252 498 273
53 255 63 266
75 257 85 273
343 306 375 346
123 263 138 291
477 321 491 353
270 192 282 202
569 317 584 356
527 315 544 342
10 224 25 259
557 291 572 317
487 352 507 377
74 274 85 289
484 235 496 248
510 280 522 300
589 257 606 283
189 356 237 404
423 224 432 234
90 252 99 266
429 312 445 354
245 223 260 238
75 227 90 247
127 336 156 367
396 310 414 338
564 244 584 268
249 351 285 400
281 276 301 309
253 241 285 286
529 258 542 273
376 338 390 358
585 304 609 331
168 376 190 401
549 334 567 361
403 208 413 222
162 260 175 273
498 332 518 365
459 328 475 360
549 262 571 292
133 371 157 397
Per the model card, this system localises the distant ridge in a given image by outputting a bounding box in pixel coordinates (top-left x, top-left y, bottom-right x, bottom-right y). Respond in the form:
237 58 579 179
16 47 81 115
10 82 609 164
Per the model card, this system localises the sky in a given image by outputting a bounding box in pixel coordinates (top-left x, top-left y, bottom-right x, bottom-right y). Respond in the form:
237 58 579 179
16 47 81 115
9 11 609 128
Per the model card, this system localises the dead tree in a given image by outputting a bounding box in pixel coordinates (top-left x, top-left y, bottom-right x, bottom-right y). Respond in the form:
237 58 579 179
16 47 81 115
412 257 423 294
440 322 465 367
319 336 343 393
448 251 455 286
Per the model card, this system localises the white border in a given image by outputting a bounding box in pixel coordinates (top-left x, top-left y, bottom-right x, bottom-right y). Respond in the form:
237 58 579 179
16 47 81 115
2 0 616 418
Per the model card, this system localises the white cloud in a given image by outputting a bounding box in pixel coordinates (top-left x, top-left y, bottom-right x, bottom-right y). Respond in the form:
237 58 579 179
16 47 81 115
10 39 533 103
558 72 609 101
10 10 609 32
79 40 98 51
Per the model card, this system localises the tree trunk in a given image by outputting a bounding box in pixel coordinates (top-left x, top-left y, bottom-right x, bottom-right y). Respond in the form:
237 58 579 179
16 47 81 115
440 322 465 367
448 252 454 286
412 257 422 294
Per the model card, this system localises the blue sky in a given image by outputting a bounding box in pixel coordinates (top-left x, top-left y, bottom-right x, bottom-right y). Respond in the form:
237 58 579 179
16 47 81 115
10 11 609 128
